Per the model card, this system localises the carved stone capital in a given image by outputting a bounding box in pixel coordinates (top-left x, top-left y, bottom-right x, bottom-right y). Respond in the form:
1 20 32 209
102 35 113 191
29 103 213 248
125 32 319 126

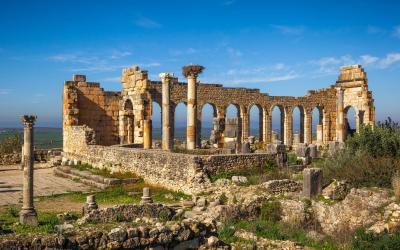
20 115 37 128
159 72 175 80
182 64 204 78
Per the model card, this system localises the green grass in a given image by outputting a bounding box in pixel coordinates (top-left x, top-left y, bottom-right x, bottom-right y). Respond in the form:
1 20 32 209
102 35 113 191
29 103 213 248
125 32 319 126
37 183 190 205
288 153 298 165
0 207 61 234
210 160 290 185
352 229 400 250
72 163 138 179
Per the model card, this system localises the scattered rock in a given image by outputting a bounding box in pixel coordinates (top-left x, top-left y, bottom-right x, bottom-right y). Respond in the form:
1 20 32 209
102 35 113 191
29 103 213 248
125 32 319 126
231 176 248 185
322 179 350 200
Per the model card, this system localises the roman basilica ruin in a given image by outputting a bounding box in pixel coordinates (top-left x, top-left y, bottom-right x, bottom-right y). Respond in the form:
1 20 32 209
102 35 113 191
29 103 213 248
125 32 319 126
61 64 375 193
63 64 374 150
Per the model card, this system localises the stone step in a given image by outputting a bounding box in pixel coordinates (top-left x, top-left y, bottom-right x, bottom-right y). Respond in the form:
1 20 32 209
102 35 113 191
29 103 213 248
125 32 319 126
53 166 139 190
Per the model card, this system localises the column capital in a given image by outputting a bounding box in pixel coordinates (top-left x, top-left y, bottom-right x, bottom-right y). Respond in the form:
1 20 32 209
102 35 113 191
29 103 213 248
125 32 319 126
159 72 175 81
20 115 37 128
182 64 204 78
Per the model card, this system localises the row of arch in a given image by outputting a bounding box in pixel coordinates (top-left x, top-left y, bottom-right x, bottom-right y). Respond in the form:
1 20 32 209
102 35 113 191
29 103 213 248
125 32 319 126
122 98 358 146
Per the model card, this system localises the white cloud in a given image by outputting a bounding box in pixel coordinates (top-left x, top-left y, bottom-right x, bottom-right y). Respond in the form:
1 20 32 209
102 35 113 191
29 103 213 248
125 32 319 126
379 53 400 68
169 48 198 56
230 71 299 84
360 54 379 65
110 50 132 59
135 17 161 29
102 76 121 83
222 0 235 6
367 25 385 34
271 24 305 35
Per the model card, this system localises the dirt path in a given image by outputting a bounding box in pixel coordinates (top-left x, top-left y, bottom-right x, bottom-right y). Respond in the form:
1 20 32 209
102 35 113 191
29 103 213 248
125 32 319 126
0 165 95 206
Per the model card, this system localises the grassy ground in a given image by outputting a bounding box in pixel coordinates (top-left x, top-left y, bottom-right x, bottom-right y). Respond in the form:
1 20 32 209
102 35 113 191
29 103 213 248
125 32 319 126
210 160 291 185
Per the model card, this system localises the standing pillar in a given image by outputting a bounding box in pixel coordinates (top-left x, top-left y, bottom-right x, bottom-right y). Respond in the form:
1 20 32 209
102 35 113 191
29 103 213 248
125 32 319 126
241 107 249 143
323 111 330 145
263 111 271 143
143 120 152 149
304 110 312 144
19 115 38 226
182 65 204 150
284 108 293 146
160 73 174 150
336 87 345 142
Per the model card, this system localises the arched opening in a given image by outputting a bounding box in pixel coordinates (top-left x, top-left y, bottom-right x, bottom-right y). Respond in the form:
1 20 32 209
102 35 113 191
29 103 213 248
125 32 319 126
174 102 187 148
200 103 217 143
122 99 134 144
249 104 263 141
271 105 284 143
151 101 162 148
225 104 242 143
344 106 357 140
292 106 305 144
311 106 323 143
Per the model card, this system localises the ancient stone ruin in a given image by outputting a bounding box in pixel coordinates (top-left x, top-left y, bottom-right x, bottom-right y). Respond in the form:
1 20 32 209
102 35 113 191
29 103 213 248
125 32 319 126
62 64 374 193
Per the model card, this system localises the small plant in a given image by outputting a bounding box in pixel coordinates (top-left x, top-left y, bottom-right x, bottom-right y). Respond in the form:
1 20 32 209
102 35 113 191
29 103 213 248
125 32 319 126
232 195 238 204
264 159 277 171
158 210 171 222
0 134 23 154
260 200 281 222
219 192 228 205
7 206 18 218
114 211 125 222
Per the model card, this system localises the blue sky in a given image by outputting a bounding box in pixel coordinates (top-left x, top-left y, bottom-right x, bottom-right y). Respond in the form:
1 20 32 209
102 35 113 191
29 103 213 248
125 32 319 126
0 0 399 129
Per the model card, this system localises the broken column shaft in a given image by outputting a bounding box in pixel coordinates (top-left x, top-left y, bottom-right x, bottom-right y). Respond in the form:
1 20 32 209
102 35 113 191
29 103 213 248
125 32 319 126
19 115 38 226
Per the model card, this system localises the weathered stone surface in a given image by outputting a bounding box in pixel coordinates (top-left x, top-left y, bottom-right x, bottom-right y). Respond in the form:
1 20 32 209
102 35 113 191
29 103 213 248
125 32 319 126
303 168 323 198
322 179 350 200
261 179 302 194
231 176 248 185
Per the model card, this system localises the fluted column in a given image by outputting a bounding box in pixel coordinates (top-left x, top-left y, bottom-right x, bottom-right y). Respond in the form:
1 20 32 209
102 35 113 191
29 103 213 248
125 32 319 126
20 115 38 226
336 87 345 142
160 73 174 150
304 109 312 144
182 65 204 150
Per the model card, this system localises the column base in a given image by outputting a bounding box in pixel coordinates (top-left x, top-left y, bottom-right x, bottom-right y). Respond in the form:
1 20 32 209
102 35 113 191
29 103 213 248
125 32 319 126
19 208 38 226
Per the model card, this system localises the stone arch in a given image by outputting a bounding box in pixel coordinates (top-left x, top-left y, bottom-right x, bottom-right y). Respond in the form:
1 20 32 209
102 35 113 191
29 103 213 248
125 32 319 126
270 104 285 144
311 105 324 144
199 103 218 146
292 105 305 144
248 103 264 141
151 101 162 147
120 98 134 144
173 102 187 147
344 105 358 140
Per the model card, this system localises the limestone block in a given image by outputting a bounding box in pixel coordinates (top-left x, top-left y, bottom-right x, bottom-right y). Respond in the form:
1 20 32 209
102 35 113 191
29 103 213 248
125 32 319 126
303 168 323 198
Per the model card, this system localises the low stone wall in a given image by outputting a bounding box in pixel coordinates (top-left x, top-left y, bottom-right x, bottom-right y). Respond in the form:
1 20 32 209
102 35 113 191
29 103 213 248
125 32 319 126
63 126 277 194
201 153 276 175
0 153 21 165
0 221 217 249
80 204 176 223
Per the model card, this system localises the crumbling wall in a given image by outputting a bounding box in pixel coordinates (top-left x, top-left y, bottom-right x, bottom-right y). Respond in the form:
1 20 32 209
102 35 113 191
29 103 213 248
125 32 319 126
63 75 121 147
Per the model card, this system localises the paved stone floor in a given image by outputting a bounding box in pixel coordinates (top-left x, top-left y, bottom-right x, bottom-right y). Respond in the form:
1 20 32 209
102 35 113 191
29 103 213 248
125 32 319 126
0 165 94 206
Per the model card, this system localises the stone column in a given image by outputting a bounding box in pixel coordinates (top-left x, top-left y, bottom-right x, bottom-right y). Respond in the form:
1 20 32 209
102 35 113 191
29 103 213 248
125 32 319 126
316 124 323 144
300 110 305 143
19 115 38 226
336 87 345 142
323 111 330 145
284 107 293 146
182 65 204 150
303 168 323 198
143 119 152 149
304 110 312 144
241 107 249 143
160 73 174 150
263 112 271 143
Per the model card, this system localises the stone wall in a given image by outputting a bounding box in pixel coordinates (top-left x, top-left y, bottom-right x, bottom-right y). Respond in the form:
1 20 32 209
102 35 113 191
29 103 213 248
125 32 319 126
0 153 20 165
201 153 276 175
63 126 277 193
63 75 121 146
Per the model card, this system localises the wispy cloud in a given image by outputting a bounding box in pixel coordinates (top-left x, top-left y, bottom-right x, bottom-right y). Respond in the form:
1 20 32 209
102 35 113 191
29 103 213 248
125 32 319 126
135 16 161 29
271 24 305 35
367 25 385 35
393 25 400 38
379 53 400 68
0 89 11 95
222 0 235 6
169 48 198 56
226 47 242 57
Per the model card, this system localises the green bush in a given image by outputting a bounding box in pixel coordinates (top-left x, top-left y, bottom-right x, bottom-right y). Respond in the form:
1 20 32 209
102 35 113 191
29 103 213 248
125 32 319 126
346 118 400 158
0 134 22 154
352 229 400 250
321 150 400 188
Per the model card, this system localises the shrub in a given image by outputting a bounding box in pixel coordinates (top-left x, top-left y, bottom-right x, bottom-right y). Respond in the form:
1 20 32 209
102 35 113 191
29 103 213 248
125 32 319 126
219 192 228 205
321 150 400 188
352 229 400 250
0 134 23 154
260 200 281 222
393 172 400 200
